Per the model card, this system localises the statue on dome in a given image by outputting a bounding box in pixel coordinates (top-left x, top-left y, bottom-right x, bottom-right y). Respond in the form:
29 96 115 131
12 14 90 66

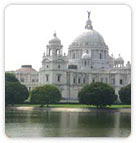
87 11 91 19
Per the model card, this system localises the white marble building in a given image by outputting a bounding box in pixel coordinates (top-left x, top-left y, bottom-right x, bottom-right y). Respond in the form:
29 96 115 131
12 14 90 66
10 12 131 102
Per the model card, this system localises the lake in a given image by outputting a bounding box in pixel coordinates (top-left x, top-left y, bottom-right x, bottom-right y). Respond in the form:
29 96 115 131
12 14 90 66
5 108 131 137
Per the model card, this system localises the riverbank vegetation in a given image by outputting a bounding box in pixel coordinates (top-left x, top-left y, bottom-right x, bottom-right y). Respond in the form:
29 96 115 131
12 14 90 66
5 73 131 109
14 104 131 108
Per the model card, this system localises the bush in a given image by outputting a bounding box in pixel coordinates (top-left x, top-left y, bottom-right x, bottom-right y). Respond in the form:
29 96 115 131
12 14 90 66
119 84 131 104
5 73 29 106
78 82 117 108
30 84 62 107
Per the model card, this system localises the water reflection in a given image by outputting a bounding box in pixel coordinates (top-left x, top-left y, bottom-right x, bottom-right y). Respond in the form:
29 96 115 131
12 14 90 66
5 110 131 137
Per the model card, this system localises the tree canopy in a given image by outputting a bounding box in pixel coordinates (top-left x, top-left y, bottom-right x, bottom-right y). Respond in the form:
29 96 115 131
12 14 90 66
119 84 131 104
78 82 117 108
5 73 19 83
30 84 62 107
5 73 29 106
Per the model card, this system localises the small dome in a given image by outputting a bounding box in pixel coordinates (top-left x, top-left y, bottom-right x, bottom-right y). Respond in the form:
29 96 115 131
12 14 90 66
126 61 131 67
81 53 91 59
17 65 37 73
49 33 61 44
115 55 124 62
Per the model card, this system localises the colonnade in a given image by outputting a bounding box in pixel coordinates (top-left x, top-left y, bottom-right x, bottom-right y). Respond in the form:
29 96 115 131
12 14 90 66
68 49 107 59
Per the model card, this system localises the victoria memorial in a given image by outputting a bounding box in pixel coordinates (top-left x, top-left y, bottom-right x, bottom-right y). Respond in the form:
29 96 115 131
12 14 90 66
8 11 131 102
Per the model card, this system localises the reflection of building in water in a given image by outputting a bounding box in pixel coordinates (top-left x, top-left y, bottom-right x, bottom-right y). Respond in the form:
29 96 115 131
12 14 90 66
8 11 131 102
59 112 79 130
114 112 120 129
113 112 120 136
5 110 130 137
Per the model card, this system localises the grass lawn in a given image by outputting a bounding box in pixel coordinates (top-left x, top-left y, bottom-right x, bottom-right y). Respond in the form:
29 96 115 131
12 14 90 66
15 104 131 108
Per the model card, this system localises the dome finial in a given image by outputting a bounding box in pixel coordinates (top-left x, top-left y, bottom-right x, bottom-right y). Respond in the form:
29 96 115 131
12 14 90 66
85 10 93 30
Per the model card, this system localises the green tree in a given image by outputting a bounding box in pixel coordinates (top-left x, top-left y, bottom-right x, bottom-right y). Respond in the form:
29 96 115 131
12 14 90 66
5 73 19 82
5 73 29 106
78 82 117 108
30 84 62 107
119 84 131 104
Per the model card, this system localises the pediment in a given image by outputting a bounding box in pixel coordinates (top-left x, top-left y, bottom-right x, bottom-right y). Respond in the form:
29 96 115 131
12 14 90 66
42 58 50 63
56 59 65 63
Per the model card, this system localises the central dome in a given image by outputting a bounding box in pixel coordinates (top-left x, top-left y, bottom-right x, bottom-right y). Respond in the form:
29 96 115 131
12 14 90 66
69 11 107 49
74 29 105 45
69 29 106 49
68 11 110 69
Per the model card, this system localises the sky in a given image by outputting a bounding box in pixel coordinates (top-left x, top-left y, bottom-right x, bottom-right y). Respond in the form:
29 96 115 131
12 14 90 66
5 5 131 71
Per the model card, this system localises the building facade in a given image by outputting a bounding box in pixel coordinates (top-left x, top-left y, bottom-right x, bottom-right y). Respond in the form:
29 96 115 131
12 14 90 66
9 12 131 102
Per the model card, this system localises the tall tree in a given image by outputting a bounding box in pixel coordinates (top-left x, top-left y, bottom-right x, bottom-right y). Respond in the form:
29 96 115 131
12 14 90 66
5 73 29 106
78 82 117 108
30 84 62 107
119 84 131 104
5 73 19 82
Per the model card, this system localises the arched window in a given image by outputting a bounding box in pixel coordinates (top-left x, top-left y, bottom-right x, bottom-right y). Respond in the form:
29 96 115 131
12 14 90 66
100 53 102 59
78 78 81 84
73 77 76 84
72 53 75 59
83 78 85 84
56 49 60 55
49 49 52 56
57 74 61 82
46 74 49 82
120 79 123 85
58 65 60 69
84 61 86 66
